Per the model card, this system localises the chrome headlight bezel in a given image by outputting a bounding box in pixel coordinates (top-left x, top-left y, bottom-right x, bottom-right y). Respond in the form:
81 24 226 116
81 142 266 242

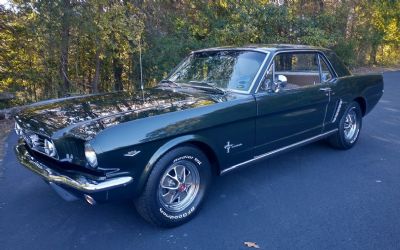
14 122 23 136
44 139 57 157
84 143 98 168
16 122 59 159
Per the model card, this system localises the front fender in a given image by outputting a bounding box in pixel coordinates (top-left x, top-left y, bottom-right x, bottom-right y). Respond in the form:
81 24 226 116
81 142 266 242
135 134 218 195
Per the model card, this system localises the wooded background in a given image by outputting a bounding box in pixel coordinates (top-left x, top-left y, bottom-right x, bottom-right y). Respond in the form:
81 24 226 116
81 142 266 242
0 0 399 108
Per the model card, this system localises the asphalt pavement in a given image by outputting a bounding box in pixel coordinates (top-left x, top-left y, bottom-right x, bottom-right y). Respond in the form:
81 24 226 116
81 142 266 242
1 72 399 250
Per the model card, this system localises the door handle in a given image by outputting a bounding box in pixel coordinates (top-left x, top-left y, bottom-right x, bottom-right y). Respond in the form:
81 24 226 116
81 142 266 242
319 87 331 92
319 87 332 96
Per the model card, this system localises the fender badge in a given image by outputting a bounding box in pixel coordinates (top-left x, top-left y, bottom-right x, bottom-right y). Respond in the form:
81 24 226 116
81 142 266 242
124 150 141 157
224 141 243 154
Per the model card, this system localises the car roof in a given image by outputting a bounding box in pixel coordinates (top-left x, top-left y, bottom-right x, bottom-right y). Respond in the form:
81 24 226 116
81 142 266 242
193 44 329 54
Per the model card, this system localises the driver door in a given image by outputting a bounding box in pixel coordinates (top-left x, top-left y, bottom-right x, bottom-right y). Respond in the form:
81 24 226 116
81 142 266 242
254 52 331 155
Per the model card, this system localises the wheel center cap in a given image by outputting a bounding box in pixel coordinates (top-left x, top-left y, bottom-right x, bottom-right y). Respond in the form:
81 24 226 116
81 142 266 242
178 183 186 192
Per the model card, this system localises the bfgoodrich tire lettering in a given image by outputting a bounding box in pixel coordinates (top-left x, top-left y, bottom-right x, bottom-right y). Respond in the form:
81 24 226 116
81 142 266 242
328 101 362 150
134 145 211 227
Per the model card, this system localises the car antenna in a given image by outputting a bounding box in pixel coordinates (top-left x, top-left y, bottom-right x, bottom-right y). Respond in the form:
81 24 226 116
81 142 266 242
139 36 144 102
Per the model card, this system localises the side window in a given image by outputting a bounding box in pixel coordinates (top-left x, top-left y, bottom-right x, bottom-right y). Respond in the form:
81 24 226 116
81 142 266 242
275 53 319 73
260 52 326 93
319 56 333 82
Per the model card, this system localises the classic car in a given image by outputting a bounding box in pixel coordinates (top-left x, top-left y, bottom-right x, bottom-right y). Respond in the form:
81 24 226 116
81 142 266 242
14 44 384 227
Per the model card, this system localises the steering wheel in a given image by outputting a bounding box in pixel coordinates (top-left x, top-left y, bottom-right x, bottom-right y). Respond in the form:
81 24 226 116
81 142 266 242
230 75 252 90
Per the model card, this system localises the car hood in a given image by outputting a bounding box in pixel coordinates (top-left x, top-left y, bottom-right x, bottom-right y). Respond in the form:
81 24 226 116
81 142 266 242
15 88 225 140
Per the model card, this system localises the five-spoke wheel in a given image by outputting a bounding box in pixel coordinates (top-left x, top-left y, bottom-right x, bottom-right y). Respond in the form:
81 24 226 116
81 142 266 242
158 162 200 213
328 101 362 149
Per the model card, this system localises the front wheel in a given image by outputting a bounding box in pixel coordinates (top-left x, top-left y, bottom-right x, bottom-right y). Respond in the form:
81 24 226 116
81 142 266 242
134 145 212 227
328 101 362 150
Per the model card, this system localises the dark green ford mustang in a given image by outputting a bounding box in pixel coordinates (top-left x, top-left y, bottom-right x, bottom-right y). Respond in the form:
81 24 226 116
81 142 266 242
14 45 384 227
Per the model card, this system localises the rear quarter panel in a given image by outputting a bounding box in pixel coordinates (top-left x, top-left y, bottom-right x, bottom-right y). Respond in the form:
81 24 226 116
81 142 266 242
324 73 384 131
337 74 383 112
356 74 384 114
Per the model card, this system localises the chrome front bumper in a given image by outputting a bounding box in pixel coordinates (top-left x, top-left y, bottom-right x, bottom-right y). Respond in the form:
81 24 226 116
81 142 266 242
15 141 133 193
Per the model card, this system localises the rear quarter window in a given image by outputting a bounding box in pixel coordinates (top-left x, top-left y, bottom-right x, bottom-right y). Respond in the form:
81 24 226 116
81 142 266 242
325 51 351 77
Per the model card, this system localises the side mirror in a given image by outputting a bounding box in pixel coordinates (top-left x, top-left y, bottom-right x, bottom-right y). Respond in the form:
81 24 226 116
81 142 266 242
272 74 287 92
276 74 287 84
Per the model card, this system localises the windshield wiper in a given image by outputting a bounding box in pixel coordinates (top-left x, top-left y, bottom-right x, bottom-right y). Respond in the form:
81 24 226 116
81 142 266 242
188 81 227 95
159 79 181 88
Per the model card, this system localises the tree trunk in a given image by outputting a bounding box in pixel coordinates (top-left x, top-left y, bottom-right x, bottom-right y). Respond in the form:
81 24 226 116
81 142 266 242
345 1 356 39
370 45 378 65
92 48 101 93
91 2 104 94
316 0 324 12
59 0 71 96
113 55 123 91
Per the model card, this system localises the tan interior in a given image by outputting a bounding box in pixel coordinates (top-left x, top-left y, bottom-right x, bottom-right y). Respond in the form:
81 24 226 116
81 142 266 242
276 72 320 88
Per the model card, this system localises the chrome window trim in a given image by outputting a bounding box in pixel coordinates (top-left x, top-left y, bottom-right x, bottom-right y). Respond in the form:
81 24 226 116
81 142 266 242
192 47 270 54
318 53 323 82
221 129 338 175
230 51 269 94
319 52 339 78
255 50 339 94
318 53 336 81
273 71 322 76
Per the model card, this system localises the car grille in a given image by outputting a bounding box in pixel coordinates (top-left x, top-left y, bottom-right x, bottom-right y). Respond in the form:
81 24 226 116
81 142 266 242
57 139 85 160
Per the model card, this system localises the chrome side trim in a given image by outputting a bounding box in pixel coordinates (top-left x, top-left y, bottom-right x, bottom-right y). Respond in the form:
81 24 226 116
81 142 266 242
332 99 343 123
221 129 338 175
15 141 133 193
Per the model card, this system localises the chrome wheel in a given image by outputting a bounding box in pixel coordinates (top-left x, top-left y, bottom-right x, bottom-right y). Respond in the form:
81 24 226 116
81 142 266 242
343 107 359 142
158 161 200 213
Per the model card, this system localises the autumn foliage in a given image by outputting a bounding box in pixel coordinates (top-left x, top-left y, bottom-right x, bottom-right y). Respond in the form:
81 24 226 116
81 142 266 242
0 0 399 108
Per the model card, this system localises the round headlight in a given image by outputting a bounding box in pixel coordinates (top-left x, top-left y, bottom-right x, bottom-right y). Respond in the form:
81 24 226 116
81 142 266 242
85 143 98 168
44 139 57 157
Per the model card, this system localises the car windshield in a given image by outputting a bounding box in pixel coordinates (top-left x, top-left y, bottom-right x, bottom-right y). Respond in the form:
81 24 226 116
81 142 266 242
167 50 266 92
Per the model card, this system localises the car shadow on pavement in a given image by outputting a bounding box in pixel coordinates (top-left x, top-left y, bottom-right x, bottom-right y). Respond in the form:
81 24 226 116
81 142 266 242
2 131 333 228
0 128 387 250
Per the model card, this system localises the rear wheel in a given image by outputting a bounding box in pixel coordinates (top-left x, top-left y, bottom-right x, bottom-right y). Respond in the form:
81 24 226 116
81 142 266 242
328 101 362 149
135 145 211 227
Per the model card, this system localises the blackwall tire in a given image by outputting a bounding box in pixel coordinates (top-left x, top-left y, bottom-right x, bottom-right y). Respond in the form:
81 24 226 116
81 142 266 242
328 101 362 150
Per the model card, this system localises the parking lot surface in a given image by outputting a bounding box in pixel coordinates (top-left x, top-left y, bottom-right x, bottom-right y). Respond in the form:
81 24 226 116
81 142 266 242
1 72 399 250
